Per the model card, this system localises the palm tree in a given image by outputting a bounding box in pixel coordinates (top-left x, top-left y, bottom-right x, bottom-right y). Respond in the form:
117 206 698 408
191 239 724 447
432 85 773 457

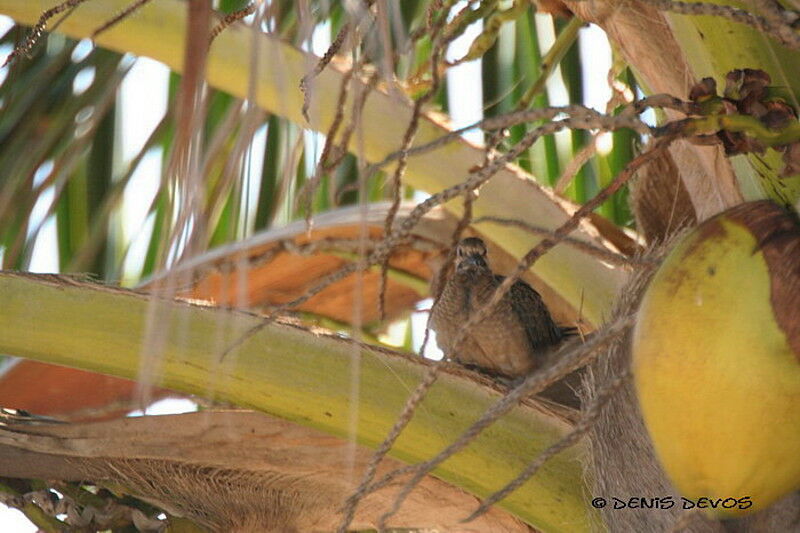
0 0 798 531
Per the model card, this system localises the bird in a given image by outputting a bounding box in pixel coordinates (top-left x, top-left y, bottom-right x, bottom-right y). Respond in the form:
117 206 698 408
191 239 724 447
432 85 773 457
430 237 575 378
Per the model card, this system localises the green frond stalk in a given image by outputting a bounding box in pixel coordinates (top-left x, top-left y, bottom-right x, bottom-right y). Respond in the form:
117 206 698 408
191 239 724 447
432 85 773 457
0 271 597 531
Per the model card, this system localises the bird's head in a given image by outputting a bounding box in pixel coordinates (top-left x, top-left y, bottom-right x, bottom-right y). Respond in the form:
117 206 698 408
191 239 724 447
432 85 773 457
455 237 489 274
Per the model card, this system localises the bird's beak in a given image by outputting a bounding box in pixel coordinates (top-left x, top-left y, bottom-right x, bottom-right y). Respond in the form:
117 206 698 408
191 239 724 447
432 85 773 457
457 254 482 272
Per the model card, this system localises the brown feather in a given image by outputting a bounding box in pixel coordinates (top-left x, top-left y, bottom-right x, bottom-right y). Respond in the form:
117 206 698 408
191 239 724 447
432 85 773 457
431 238 572 378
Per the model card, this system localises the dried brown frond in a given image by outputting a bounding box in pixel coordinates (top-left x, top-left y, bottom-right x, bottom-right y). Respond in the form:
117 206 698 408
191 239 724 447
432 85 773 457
300 23 352 122
374 316 635 528
92 0 154 39
299 55 360 231
209 2 257 44
464 368 631 522
473 216 651 267
2 0 90 68
338 191 476 533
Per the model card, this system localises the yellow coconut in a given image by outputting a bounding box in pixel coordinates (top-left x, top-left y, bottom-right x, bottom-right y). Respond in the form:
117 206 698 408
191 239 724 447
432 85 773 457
632 200 800 516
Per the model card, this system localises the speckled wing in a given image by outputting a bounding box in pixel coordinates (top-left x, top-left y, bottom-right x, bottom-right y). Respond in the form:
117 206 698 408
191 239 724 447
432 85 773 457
496 275 566 352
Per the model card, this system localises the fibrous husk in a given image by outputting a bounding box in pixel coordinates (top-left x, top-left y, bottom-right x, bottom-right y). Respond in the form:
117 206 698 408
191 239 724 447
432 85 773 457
0 410 530 532
628 149 698 243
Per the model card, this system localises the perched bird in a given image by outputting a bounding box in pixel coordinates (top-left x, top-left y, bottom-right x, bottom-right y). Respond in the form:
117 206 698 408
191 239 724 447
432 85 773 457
431 237 574 378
